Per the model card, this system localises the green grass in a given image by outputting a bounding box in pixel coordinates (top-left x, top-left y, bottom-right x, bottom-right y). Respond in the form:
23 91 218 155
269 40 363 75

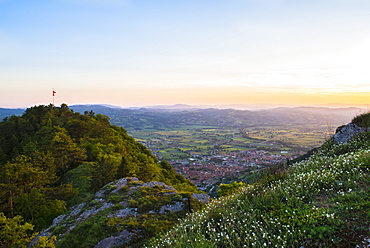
148 131 370 247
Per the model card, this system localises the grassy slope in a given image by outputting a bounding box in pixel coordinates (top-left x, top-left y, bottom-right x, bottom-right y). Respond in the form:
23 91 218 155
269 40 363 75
148 127 370 247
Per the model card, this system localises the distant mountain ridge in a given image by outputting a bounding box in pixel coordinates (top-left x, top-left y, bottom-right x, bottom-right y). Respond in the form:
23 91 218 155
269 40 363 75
69 104 360 131
128 103 198 111
0 107 25 120
0 104 363 130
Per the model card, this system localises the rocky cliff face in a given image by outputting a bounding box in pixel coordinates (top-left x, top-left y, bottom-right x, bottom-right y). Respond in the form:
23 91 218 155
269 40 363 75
333 123 368 143
35 177 210 248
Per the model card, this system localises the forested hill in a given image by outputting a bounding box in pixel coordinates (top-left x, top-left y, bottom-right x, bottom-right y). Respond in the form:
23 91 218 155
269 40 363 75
0 104 197 232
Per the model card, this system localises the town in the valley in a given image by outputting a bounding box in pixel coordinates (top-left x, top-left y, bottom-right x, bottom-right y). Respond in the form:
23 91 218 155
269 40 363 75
168 149 299 189
130 124 329 192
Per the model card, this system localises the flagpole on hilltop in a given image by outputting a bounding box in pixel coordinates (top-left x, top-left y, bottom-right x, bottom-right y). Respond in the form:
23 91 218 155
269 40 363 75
52 88 56 106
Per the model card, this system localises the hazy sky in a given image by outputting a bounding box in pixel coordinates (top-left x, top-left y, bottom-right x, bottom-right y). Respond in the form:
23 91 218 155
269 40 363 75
1 0 370 108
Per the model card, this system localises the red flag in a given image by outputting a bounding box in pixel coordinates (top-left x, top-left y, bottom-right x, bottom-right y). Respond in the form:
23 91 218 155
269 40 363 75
53 90 56 96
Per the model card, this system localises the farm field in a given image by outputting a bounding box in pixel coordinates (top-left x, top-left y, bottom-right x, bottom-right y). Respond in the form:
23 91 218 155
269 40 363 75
128 123 332 192
129 124 331 160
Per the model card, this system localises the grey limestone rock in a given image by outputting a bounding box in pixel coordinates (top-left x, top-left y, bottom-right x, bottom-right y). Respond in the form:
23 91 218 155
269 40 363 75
108 208 138 218
97 202 115 212
69 203 86 216
50 214 67 227
141 181 176 192
79 207 97 219
192 193 211 203
333 123 367 144
110 178 128 194
94 236 115 248
159 201 184 214
94 230 138 248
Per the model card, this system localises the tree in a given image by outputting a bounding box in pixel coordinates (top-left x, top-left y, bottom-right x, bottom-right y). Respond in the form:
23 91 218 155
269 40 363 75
0 155 69 229
0 212 57 248
0 155 53 216
0 103 199 235
14 189 66 229
0 212 34 248
46 126 86 175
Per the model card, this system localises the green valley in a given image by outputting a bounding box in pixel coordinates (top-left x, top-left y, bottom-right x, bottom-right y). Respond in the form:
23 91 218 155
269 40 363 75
68 105 360 191
0 104 368 247
148 112 370 248
131 124 329 160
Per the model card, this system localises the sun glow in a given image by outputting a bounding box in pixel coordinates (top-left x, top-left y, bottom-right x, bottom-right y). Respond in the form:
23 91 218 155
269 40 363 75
1 1 370 108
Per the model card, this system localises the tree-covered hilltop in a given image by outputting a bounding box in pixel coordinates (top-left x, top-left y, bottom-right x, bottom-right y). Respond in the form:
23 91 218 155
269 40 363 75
149 113 370 248
0 104 197 233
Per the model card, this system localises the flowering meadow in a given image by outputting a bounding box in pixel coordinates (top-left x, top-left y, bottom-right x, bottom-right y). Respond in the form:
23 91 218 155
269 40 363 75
147 128 370 247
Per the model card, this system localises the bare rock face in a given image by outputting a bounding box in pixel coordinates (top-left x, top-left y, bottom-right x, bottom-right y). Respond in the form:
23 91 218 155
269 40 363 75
333 123 367 144
192 193 211 203
159 201 184 214
94 230 138 248
94 236 115 248
141 181 176 192
108 208 138 218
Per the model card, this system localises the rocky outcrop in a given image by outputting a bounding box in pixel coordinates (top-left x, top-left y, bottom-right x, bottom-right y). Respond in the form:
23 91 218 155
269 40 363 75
192 193 211 203
333 123 368 144
35 177 209 247
159 201 184 214
94 229 139 248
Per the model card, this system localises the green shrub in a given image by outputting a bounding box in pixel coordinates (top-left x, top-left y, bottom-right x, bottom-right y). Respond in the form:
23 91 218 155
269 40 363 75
56 217 115 248
217 181 246 197
352 111 370 127
0 213 35 248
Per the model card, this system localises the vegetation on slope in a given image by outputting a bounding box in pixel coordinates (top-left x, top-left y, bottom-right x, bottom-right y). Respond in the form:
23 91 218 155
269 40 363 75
50 177 207 248
352 111 370 128
148 113 370 247
0 104 197 247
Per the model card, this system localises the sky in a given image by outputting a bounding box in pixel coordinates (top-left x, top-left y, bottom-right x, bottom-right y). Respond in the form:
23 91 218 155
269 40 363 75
1 0 370 108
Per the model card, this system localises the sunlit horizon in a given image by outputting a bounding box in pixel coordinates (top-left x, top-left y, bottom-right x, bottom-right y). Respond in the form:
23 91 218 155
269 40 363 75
1 0 370 109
